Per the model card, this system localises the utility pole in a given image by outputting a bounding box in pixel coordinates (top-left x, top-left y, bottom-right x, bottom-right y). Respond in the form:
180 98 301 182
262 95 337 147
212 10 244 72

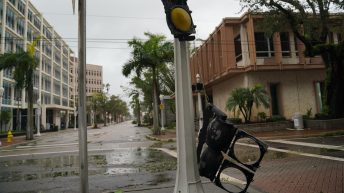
77 0 89 192
174 39 205 193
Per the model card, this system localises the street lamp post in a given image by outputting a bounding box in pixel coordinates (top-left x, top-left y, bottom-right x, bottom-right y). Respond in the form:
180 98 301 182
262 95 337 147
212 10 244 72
196 74 203 130
159 95 165 132
36 99 41 136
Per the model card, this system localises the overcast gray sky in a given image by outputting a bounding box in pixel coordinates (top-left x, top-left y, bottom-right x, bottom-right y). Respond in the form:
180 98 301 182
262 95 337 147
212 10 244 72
31 0 242 99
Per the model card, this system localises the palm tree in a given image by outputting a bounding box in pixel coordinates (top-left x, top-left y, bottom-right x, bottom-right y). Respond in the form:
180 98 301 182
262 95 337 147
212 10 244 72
0 38 39 140
129 90 141 126
122 32 173 135
226 84 269 123
90 92 107 128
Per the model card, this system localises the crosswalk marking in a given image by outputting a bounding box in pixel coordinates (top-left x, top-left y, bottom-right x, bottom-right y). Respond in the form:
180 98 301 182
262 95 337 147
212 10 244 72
236 142 344 162
267 139 344 151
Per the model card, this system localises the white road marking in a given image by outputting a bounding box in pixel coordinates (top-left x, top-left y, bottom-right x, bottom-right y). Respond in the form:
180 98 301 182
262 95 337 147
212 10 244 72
236 142 344 162
267 139 344 151
15 143 78 149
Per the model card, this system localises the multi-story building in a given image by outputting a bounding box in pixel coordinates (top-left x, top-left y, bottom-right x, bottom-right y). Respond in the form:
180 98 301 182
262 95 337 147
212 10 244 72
190 13 342 120
70 59 103 125
70 59 103 99
0 0 76 131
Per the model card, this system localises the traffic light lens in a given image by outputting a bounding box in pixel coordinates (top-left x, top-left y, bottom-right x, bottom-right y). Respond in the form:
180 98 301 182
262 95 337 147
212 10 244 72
218 166 249 193
233 138 261 165
170 7 192 32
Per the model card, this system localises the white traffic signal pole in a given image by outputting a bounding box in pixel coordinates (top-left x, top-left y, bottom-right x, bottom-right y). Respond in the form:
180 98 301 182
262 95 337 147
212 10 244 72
173 39 205 193
78 0 89 192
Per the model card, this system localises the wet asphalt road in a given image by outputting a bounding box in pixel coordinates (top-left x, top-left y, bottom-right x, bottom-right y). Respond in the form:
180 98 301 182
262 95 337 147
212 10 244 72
0 122 343 193
0 122 177 193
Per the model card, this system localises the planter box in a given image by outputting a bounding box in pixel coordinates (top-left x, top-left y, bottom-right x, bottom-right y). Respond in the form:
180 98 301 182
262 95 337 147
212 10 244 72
235 121 293 132
304 118 344 129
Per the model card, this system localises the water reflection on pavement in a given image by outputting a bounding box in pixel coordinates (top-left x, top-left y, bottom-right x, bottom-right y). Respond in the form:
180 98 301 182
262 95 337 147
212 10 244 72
0 148 176 183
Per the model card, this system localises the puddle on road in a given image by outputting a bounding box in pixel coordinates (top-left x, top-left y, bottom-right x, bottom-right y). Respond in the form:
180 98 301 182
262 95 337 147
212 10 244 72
0 148 176 183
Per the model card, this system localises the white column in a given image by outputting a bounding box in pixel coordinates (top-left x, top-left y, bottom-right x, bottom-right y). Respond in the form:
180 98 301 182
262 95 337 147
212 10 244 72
240 24 250 67
0 0 7 93
0 87 4 112
38 15 43 104
174 39 205 193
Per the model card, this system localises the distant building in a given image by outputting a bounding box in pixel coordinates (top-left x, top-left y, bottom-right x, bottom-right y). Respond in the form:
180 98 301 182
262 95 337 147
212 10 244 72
190 13 342 120
0 0 76 131
70 59 103 125
70 59 103 99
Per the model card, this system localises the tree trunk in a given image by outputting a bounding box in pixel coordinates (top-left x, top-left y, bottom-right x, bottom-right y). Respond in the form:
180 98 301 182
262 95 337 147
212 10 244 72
26 83 34 140
152 67 160 135
104 112 107 126
136 99 141 126
321 43 344 118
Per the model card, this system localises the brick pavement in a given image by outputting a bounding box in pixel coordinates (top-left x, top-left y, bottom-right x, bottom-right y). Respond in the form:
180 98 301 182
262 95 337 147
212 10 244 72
252 154 343 193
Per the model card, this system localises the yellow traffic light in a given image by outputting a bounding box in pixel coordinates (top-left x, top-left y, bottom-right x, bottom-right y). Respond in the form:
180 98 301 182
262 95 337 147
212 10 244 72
170 7 192 32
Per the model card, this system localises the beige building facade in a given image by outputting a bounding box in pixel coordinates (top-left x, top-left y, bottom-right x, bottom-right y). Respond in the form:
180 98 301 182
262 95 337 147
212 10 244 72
190 13 341 120
70 60 103 99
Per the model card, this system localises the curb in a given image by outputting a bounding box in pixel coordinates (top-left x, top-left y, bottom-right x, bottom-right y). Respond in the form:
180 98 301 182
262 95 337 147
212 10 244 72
145 135 176 142
0 138 39 150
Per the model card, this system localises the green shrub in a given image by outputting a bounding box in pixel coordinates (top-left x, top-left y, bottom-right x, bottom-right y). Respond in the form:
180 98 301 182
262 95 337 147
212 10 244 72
229 118 242 124
303 108 313 120
167 122 176 129
0 111 11 125
314 113 332 120
132 120 137 124
257 112 267 122
143 114 153 125
266 115 286 122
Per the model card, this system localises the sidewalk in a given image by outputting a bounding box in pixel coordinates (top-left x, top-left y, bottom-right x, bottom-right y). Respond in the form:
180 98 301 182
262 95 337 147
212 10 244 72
110 181 265 193
0 135 28 148
148 127 344 142
0 124 107 148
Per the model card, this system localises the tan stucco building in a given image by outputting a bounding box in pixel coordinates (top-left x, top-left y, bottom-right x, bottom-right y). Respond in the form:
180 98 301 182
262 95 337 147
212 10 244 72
190 13 341 120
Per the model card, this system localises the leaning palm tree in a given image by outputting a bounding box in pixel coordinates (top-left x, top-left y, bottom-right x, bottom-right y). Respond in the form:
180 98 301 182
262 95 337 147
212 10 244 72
122 32 173 135
0 38 39 140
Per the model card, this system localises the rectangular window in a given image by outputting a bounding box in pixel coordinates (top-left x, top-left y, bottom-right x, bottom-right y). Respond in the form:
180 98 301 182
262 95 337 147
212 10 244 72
270 83 280 116
294 36 299 56
328 32 334 44
280 32 291 57
337 33 342 43
234 35 242 62
255 32 274 57
6 8 15 29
